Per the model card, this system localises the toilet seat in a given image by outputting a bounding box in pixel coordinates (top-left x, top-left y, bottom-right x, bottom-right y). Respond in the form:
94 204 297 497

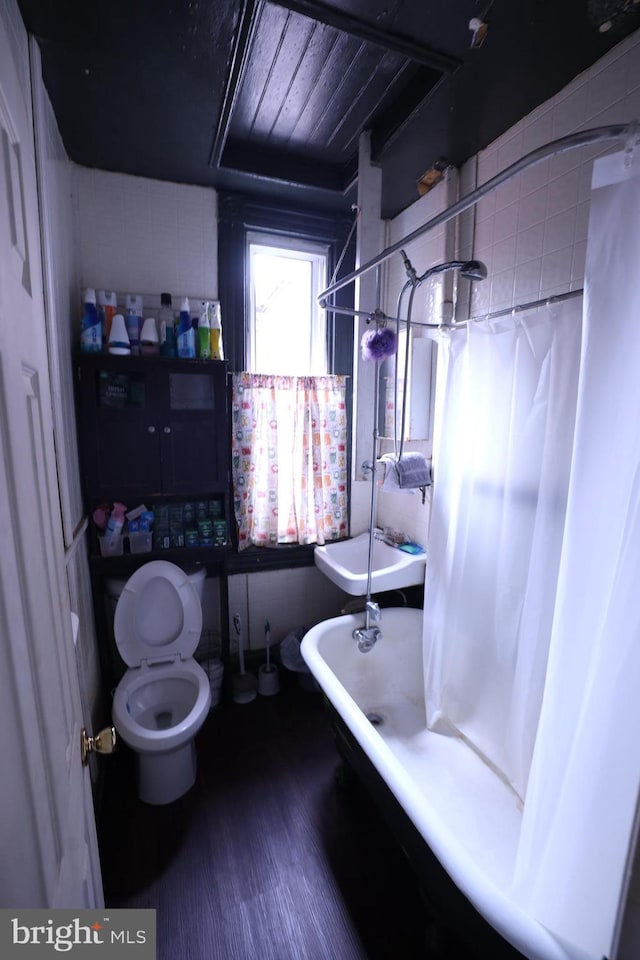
114 560 202 666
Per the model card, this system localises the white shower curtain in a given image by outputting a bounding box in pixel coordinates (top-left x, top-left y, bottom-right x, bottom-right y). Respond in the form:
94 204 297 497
425 147 640 959
512 150 640 959
423 298 582 799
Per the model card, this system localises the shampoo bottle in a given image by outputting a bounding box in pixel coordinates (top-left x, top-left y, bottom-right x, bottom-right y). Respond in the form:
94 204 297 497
177 297 195 358
80 288 101 353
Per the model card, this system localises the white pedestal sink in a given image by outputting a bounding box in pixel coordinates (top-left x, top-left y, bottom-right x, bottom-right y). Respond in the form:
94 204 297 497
314 531 426 596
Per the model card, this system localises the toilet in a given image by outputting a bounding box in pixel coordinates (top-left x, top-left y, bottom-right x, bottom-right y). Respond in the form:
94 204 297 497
111 561 211 804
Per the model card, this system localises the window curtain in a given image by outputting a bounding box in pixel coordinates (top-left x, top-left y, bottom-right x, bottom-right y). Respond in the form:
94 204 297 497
231 373 348 549
512 149 640 959
423 296 582 800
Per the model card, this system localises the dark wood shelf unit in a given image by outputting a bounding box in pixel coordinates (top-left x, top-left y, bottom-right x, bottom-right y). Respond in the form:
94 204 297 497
75 353 233 695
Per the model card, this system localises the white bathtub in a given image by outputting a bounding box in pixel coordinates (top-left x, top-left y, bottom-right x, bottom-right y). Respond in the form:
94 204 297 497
301 608 589 960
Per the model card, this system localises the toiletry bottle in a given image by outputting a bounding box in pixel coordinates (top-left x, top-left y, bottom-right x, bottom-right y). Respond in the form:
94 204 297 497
159 292 176 357
140 316 159 355
177 297 195 358
104 502 126 543
108 314 131 355
198 301 211 359
125 294 143 356
97 290 117 345
210 301 224 360
80 288 101 352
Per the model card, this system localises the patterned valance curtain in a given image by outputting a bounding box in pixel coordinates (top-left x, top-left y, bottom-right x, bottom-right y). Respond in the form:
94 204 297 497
231 373 348 549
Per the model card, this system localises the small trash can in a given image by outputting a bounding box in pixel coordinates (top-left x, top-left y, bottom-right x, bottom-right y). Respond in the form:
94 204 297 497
280 626 319 692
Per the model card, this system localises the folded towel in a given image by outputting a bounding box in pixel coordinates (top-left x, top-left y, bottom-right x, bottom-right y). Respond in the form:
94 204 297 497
378 452 432 491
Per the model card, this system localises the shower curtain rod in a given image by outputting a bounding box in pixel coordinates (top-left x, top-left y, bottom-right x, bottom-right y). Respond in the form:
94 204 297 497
468 287 584 324
318 122 638 307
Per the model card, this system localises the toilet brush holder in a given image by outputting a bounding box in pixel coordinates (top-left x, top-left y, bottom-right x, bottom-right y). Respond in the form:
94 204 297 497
258 663 280 696
232 671 257 704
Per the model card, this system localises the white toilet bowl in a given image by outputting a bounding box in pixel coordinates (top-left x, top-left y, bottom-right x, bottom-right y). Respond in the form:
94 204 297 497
111 561 211 804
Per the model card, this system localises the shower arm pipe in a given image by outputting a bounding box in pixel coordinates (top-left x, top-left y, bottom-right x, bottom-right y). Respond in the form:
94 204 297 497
318 123 638 308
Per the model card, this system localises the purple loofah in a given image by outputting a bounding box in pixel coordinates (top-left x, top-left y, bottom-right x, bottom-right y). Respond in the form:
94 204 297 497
361 326 397 361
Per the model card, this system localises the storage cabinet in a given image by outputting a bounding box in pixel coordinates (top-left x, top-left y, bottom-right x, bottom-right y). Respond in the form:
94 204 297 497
76 355 229 500
75 354 232 692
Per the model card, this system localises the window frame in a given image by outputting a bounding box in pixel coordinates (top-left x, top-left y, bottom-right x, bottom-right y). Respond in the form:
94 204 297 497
217 192 355 379
245 231 329 375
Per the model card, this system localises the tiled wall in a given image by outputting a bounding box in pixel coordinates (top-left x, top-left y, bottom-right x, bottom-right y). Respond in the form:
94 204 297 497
374 164 452 548
470 27 640 319
375 25 640 554
74 167 218 304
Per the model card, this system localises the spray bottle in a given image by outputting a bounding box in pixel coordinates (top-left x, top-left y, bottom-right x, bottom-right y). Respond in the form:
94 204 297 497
103 502 127 543
209 301 224 360
177 297 195 358
198 301 211 359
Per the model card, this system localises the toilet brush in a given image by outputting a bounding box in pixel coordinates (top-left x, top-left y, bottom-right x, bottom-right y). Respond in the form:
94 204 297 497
258 619 280 696
231 613 257 704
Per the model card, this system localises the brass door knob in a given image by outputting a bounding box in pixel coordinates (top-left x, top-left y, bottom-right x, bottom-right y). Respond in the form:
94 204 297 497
81 726 117 766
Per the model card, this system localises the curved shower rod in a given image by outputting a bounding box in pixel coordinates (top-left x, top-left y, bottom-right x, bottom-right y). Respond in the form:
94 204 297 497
318 122 639 309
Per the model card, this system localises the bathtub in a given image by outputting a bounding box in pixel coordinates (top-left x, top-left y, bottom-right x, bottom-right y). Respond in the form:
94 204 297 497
301 608 588 960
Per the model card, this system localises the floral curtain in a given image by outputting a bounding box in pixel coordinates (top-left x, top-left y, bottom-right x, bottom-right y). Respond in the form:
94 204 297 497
231 373 348 549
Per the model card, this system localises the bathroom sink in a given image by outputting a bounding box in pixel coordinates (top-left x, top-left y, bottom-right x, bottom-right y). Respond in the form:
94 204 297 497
314 532 426 596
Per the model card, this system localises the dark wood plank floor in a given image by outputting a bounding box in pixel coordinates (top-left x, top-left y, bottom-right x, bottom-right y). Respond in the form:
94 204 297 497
98 674 467 959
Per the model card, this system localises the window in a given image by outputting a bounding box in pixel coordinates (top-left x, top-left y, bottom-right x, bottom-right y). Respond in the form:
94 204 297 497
246 233 328 375
218 195 355 555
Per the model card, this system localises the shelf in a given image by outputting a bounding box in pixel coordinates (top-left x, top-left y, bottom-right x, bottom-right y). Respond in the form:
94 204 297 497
89 544 229 576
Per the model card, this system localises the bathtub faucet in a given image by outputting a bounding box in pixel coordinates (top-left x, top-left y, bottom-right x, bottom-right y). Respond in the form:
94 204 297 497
352 600 381 653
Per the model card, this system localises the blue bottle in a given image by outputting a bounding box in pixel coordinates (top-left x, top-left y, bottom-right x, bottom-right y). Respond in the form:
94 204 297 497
80 288 101 353
177 297 195 358
125 294 143 356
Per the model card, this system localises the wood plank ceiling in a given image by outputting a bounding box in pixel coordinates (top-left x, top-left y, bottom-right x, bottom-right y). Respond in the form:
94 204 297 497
17 0 640 218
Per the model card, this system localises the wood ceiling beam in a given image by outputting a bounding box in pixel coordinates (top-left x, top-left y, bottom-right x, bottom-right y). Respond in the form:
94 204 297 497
266 0 461 73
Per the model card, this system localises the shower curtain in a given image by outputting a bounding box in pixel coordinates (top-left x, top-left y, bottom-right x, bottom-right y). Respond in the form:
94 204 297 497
425 147 640 959
512 150 640 959
423 297 582 799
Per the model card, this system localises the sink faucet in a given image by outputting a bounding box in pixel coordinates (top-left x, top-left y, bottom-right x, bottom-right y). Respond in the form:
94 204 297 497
352 600 382 653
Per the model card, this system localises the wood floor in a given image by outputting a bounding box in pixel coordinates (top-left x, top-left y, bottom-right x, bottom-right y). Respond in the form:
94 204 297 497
98 674 468 959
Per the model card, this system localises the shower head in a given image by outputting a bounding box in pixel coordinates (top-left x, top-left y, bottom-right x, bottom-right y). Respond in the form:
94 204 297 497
460 259 487 281
416 258 488 284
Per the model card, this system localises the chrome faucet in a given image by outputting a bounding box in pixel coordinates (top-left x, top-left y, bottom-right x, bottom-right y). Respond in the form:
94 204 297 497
352 600 382 653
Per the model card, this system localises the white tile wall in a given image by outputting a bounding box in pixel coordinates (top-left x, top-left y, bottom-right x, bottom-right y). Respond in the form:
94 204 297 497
74 167 218 303
471 26 640 318
373 25 640 557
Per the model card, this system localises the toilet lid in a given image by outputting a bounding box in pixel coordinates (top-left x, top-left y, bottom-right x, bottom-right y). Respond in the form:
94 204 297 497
114 561 202 666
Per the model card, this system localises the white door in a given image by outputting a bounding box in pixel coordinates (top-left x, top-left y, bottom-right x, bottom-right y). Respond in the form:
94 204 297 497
0 0 103 907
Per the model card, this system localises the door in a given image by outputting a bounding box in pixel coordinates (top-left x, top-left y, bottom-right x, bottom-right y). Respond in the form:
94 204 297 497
0 0 102 907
